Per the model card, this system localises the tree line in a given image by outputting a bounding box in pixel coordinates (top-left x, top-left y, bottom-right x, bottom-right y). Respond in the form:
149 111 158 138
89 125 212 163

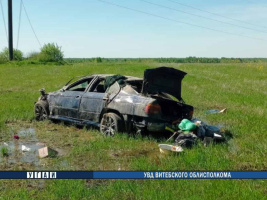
66 57 267 64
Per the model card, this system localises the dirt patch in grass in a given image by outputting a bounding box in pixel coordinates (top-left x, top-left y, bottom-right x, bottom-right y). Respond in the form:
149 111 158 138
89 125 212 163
0 121 70 170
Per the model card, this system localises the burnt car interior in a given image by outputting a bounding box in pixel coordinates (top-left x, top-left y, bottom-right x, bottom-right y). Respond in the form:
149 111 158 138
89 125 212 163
65 75 183 102
125 80 143 93
63 74 185 105
90 79 106 93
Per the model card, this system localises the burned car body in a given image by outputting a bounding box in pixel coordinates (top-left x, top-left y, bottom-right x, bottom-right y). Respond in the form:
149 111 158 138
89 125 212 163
34 67 194 135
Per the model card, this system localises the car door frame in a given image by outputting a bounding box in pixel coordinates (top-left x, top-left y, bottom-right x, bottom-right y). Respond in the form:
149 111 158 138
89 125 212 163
51 76 97 120
79 76 109 122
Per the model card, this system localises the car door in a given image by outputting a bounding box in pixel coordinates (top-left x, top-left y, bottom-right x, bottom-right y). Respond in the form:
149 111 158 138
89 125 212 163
57 77 93 119
79 77 109 122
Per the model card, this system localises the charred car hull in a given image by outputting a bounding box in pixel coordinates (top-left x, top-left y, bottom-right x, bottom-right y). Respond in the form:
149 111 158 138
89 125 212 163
34 67 194 135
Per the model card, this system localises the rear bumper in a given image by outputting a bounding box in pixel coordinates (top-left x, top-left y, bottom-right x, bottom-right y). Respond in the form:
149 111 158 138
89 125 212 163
147 122 171 132
134 117 172 132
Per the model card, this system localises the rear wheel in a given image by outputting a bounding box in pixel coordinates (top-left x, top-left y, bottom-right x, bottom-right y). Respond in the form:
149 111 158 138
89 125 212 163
100 113 123 136
34 101 49 121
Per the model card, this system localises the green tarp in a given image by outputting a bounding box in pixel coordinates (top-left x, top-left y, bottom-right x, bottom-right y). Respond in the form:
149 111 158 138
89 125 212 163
104 75 127 90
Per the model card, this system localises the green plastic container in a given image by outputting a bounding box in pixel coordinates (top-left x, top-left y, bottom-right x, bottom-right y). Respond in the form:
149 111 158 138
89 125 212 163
178 119 197 131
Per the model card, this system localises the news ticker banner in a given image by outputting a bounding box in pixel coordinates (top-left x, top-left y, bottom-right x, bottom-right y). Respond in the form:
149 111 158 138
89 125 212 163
0 171 266 179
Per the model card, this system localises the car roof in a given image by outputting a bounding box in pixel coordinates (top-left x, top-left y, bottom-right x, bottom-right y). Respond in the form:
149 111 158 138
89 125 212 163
86 74 143 81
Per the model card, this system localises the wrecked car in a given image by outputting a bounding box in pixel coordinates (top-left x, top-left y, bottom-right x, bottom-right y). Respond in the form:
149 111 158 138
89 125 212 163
34 67 194 136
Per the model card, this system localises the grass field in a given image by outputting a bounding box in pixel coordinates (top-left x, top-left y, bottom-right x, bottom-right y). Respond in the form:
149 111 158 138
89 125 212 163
0 61 266 199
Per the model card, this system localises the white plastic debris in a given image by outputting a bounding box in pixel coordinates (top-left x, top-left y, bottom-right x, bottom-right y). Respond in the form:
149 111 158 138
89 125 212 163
158 144 183 154
22 145 31 152
219 108 227 113
3 142 8 146
214 133 222 138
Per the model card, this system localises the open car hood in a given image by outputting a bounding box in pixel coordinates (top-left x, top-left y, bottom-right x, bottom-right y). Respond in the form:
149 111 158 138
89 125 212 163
142 67 187 100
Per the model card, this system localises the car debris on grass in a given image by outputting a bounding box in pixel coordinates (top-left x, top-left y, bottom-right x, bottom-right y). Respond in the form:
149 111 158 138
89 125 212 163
159 117 227 153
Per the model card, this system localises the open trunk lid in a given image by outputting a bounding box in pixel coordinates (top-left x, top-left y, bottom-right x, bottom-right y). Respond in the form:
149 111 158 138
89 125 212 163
141 66 187 100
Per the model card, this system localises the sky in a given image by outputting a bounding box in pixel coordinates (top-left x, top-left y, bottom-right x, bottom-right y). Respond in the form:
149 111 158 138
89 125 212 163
0 0 267 58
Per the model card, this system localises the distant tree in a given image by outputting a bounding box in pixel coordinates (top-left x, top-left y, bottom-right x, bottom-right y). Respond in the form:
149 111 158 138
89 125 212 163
27 51 40 60
95 57 102 63
0 47 23 62
39 43 64 62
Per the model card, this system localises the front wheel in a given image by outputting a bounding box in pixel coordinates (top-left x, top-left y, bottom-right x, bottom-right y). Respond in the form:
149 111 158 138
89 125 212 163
34 101 49 121
100 113 124 136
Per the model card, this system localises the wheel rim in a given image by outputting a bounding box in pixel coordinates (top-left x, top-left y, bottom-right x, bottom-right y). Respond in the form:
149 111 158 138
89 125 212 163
35 105 47 121
100 115 116 136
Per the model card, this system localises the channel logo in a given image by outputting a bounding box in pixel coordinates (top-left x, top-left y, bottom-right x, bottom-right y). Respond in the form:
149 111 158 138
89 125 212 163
27 172 57 179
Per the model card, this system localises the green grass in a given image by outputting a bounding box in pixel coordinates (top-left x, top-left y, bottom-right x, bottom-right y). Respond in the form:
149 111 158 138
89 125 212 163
0 147 8 157
0 61 266 199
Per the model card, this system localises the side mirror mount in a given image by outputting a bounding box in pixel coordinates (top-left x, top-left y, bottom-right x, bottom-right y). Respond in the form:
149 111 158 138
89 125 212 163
60 86 67 92
39 88 48 100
